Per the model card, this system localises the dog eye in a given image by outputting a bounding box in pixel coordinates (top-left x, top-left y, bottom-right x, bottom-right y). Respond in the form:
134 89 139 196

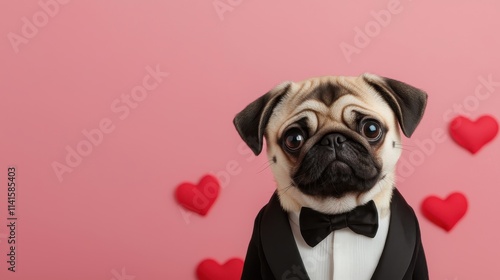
283 128 306 151
360 119 383 142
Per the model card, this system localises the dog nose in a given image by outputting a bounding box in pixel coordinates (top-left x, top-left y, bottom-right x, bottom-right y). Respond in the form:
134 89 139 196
320 133 347 148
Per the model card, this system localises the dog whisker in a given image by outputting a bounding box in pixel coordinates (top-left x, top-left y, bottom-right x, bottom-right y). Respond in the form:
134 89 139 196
393 142 415 147
393 142 416 151
259 159 274 167
291 172 307 181
278 182 296 195
257 162 275 173
393 146 413 152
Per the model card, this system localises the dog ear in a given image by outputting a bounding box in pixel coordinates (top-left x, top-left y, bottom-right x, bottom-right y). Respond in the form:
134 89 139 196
233 82 292 155
363 73 428 137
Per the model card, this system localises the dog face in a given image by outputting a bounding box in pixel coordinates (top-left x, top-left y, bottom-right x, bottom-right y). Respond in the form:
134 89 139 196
234 74 427 214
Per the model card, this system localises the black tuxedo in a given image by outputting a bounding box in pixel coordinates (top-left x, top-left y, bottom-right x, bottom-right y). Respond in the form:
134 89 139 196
241 189 428 280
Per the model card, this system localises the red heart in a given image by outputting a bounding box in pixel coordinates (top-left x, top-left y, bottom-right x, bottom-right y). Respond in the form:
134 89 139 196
196 258 243 280
449 115 498 154
421 192 468 232
175 175 220 216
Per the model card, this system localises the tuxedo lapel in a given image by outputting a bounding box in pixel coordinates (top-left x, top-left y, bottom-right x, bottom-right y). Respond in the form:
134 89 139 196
371 189 418 280
260 193 311 280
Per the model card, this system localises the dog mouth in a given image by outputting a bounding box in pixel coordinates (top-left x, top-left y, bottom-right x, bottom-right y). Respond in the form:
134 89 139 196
292 154 381 198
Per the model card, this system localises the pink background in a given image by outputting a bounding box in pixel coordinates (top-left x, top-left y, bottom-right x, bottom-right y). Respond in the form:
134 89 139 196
1 0 500 279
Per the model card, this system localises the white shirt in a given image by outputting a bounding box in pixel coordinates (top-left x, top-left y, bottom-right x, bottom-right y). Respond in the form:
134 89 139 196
288 208 390 280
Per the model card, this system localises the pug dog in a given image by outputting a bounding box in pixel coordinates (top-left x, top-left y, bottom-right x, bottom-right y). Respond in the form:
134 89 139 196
234 74 428 280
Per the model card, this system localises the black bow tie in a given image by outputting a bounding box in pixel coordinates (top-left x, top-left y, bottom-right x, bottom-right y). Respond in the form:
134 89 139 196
299 200 379 247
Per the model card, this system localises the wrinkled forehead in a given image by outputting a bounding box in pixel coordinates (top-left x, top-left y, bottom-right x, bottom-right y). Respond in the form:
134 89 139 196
268 76 396 133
